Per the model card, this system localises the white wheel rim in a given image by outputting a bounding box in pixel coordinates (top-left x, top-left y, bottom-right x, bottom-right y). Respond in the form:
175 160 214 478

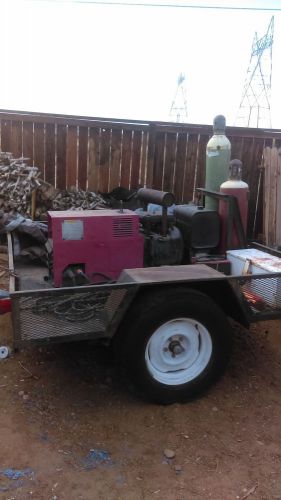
0 346 9 359
145 318 213 386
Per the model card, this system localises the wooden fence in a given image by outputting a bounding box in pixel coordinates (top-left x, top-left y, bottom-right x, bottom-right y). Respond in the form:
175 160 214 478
263 147 281 246
1 109 281 236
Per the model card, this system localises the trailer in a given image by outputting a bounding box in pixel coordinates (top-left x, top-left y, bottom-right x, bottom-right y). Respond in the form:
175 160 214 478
1 188 281 404
0 233 280 405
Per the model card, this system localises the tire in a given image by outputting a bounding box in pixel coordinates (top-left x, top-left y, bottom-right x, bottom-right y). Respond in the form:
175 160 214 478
114 287 233 404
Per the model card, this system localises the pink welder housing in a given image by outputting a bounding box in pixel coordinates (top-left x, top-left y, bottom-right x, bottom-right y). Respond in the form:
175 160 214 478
48 210 144 287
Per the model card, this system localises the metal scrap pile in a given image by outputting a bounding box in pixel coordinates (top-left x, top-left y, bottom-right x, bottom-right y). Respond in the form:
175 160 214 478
0 152 107 218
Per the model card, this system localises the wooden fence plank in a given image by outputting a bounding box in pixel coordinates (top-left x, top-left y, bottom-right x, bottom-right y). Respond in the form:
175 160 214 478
182 134 199 202
163 133 177 193
241 136 255 235
88 127 100 192
264 138 274 148
131 131 142 189
66 125 78 188
173 132 188 202
78 127 88 191
251 137 265 238
11 121 22 158
23 121 34 165
264 147 281 246
275 150 281 245
146 124 156 188
109 129 122 191
120 130 132 188
34 123 45 176
194 134 209 193
229 135 244 160
45 123 56 185
98 128 111 193
268 148 277 246
263 147 270 244
56 124 67 190
139 131 148 188
153 132 165 190
241 137 255 183
0 120 12 152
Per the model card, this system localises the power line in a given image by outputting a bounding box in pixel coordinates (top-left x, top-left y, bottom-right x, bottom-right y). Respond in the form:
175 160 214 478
33 0 281 11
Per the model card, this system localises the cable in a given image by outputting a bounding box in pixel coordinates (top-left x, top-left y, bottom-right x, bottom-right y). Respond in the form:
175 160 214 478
31 0 281 11
21 290 110 322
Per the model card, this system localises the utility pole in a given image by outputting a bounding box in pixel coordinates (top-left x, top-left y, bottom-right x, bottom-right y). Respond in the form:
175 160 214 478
169 73 188 123
235 16 274 129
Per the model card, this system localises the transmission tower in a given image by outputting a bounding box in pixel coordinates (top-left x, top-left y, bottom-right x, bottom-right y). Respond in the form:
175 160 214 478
169 73 188 123
235 16 274 128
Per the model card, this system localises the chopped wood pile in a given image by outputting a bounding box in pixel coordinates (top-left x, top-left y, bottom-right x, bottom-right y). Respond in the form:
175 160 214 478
38 187 106 216
0 152 106 218
0 152 40 216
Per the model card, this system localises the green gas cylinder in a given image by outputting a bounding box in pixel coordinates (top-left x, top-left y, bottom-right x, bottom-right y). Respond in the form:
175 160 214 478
205 115 231 210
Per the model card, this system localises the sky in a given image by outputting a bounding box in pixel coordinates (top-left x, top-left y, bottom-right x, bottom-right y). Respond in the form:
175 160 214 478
0 0 280 128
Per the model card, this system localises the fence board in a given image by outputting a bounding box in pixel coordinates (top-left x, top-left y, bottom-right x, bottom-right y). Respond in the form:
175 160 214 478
78 127 88 191
251 137 265 237
229 135 244 160
131 131 142 189
56 124 67 190
241 137 256 234
146 125 156 188
276 150 281 244
45 123 56 185
0 120 12 152
153 132 165 190
173 132 188 203
194 134 209 193
88 127 100 191
11 121 22 158
263 147 270 243
23 121 34 165
139 131 148 188
34 123 45 177
109 129 122 191
182 134 199 202
99 128 111 193
263 147 278 246
163 133 177 193
66 125 78 188
120 130 132 188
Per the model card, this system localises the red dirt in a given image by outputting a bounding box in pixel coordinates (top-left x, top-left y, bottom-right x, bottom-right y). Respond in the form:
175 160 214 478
1 314 281 499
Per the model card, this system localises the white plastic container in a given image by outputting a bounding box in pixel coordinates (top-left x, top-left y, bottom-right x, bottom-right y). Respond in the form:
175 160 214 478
227 248 281 308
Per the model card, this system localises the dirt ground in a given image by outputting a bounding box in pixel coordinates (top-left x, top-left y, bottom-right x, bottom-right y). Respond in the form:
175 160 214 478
1 314 281 500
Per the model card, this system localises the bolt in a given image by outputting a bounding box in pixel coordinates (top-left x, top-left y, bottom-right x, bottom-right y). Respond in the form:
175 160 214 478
173 345 183 355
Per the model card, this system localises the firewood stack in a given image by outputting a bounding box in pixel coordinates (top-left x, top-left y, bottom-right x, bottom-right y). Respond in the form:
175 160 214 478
51 187 106 212
0 152 107 218
0 152 40 216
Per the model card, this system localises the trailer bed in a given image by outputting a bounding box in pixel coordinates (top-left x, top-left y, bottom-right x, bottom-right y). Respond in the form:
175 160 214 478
7 234 281 348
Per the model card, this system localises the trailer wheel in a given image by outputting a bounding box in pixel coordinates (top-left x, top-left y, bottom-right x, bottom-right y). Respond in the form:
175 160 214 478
115 288 232 404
